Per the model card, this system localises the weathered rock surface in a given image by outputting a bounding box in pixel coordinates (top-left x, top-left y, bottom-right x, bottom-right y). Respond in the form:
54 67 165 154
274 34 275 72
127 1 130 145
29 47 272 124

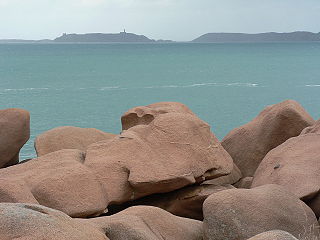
251 134 320 205
203 184 319 240
0 203 108 240
233 177 253 189
35 126 115 157
0 108 30 168
0 150 109 217
222 100 314 177
83 206 203 240
246 230 299 240
121 102 195 130
85 112 233 204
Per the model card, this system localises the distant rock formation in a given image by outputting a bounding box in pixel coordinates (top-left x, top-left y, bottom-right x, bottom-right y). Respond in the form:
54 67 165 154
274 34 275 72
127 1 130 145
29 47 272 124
54 32 155 43
192 31 320 43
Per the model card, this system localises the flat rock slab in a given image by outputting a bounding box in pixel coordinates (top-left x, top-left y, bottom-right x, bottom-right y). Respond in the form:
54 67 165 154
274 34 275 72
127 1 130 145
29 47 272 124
85 112 233 204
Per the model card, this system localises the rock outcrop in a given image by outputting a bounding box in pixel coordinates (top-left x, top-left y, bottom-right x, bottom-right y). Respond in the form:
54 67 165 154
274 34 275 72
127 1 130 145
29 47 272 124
35 126 115 157
203 184 319 240
222 100 314 177
0 108 30 168
86 112 233 204
0 150 109 217
121 102 195 130
0 203 108 240
83 206 203 240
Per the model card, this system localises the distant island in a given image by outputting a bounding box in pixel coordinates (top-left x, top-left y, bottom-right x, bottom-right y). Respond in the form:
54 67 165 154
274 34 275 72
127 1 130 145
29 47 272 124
192 31 320 43
1 31 320 43
55 32 158 43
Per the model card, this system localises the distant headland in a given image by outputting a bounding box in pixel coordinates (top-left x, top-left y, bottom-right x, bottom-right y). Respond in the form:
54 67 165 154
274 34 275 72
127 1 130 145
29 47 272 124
192 31 320 43
1 31 320 43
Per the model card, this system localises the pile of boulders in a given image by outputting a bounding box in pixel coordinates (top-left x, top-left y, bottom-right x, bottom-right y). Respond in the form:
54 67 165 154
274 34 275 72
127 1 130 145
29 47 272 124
0 100 319 240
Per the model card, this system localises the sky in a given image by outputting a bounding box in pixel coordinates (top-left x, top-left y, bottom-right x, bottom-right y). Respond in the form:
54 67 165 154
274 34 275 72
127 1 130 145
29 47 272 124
0 0 320 41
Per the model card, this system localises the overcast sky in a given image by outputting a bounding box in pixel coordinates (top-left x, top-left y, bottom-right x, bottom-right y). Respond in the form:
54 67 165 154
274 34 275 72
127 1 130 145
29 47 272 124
1 0 320 41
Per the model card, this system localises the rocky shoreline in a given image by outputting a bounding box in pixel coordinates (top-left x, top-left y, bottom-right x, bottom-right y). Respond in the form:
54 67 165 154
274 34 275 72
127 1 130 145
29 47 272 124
0 100 319 240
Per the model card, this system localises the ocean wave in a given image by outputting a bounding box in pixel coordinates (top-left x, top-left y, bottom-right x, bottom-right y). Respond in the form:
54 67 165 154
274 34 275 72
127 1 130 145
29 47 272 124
144 85 179 89
143 82 259 89
305 84 320 87
100 86 120 90
1 87 49 91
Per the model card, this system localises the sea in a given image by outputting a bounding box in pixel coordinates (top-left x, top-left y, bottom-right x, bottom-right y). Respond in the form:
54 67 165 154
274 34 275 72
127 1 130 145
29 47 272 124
0 42 320 160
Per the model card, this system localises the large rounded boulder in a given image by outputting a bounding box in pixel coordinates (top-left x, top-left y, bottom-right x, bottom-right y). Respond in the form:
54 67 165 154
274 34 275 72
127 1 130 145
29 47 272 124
85 112 233 204
83 206 202 240
0 108 30 168
222 100 314 177
0 203 108 240
0 149 109 217
121 102 195 130
247 231 299 240
252 132 320 217
35 126 115 157
203 184 319 240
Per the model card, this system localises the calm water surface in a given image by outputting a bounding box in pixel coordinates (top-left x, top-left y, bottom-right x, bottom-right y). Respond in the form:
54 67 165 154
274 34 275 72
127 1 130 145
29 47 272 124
0 42 320 159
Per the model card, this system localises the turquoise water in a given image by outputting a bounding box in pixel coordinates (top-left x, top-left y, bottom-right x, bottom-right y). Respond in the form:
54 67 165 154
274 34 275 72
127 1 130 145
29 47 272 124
1 42 320 159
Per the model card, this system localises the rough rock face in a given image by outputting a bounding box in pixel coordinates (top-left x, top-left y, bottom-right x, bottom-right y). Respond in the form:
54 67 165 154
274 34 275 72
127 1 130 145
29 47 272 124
35 126 115 157
121 102 195 130
203 184 319 240
85 112 233 204
0 108 30 168
0 150 109 217
247 231 299 240
222 100 314 177
83 206 203 240
0 203 108 240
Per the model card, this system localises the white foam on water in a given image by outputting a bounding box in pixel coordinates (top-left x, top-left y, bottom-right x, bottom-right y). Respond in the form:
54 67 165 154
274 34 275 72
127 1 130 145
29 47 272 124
99 86 120 90
305 84 320 87
144 85 179 89
2 87 49 91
